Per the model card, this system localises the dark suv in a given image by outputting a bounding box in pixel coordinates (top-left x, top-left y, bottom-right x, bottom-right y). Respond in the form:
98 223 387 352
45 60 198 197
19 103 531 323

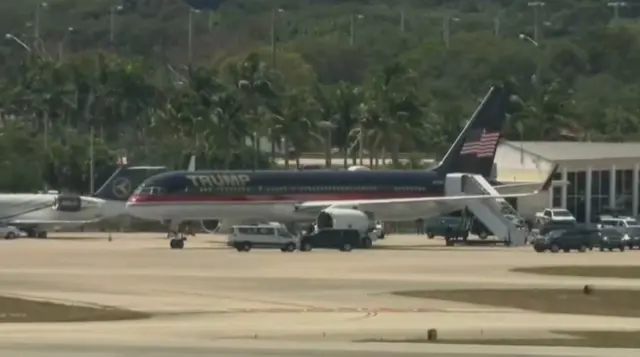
533 227 599 253
623 226 640 249
597 227 628 252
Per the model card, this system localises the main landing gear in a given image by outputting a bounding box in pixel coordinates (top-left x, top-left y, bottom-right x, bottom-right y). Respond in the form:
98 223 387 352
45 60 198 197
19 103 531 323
23 228 47 239
167 221 194 250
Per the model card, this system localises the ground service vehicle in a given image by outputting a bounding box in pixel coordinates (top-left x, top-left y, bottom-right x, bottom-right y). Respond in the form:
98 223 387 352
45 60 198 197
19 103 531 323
299 229 361 252
533 227 599 253
425 216 469 239
227 225 298 252
316 208 378 248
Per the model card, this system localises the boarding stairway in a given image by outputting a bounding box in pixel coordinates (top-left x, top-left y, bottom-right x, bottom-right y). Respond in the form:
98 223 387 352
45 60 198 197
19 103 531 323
445 173 529 246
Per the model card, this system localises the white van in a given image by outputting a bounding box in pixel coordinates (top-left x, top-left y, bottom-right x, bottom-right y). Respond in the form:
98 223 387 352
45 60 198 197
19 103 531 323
228 225 298 252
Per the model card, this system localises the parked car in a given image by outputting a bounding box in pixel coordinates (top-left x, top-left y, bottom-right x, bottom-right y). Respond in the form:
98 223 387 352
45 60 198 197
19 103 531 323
623 225 640 249
533 226 599 253
597 227 628 252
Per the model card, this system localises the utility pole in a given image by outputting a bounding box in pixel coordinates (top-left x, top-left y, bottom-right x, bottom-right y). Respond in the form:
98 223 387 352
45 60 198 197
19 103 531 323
89 126 95 194
493 16 500 37
608 2 627 22
271 8 284 68
57 27 73 61
400 7 405 32
34 2 48 52
110 5 123 46
528 1 545 44
442 16 460 48
350 14 364 46
188 9 200 65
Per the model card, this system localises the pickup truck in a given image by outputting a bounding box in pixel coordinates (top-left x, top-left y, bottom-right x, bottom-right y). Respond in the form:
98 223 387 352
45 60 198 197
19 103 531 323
535 208 576 227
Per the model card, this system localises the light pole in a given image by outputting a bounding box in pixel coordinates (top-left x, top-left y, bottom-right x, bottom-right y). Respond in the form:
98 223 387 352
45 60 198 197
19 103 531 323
519 33 541 84
34 2 48 51
5 34 33 53
271 8 284 68
527 1 545 44
350 14 364 46
608 2 627 22
188 8 201 64
443 15 460 48
57 27 73 61
110 5 123 45
400 7 405 32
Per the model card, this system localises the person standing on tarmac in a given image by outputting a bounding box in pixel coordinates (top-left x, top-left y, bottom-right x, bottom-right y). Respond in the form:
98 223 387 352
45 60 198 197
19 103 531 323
416 218 425 235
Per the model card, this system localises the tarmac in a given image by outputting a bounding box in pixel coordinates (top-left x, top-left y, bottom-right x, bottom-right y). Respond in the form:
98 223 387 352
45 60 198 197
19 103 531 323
0 232 638 356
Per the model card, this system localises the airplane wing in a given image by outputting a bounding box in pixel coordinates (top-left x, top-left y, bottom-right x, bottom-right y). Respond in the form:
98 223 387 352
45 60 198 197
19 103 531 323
295 165 557 215
8 218 103 226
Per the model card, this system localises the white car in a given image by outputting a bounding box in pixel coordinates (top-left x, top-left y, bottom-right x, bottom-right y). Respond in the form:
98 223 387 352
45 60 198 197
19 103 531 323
598 216 639 228
228 224 298 252
0 223 21 239
535 208 576 226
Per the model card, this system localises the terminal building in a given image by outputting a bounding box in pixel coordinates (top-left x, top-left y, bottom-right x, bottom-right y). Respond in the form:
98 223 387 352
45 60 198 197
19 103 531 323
496 141 640 223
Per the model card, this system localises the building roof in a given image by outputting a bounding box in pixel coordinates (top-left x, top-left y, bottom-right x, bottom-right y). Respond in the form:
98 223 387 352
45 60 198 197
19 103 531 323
503 141 640 161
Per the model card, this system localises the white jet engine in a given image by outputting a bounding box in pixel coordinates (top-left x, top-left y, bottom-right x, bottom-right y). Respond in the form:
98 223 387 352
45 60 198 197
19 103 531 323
316 207 371 232
52 195 82 212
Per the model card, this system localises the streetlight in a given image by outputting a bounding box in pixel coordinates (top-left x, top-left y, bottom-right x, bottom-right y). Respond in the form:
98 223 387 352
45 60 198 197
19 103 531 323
519 33 541 84
271 8 284 68
34 2 48 48
5 33 32 53
58 27 74 61
110 5 123 45
350 14 364 46
527 1 545 43
443 15 460 48
608 2 627 22
188 8 201 64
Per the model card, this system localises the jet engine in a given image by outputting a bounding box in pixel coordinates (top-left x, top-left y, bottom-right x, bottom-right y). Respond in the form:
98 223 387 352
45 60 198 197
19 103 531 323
200 219 221 233
52 195 82 212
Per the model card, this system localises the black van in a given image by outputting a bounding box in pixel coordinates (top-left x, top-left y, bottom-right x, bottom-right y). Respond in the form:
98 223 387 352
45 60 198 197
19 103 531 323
299 229 361 252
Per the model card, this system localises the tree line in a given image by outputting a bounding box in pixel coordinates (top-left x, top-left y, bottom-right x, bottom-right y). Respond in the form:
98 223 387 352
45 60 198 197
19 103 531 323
1 0 640 193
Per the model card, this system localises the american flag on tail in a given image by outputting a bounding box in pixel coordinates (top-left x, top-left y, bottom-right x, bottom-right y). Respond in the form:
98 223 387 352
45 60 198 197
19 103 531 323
460 129 501 158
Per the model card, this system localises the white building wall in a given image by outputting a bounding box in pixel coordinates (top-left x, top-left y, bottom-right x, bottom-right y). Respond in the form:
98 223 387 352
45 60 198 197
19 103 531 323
495 143 554 182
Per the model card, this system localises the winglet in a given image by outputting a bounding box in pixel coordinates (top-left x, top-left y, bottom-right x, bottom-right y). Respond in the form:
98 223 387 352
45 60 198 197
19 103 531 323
187 155 196 171
540 164 559 192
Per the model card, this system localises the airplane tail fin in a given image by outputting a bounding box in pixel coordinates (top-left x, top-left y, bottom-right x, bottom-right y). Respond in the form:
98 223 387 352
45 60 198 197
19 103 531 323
93 165 169 201
93 154 197 201
435 85 510 178
187 154 196 172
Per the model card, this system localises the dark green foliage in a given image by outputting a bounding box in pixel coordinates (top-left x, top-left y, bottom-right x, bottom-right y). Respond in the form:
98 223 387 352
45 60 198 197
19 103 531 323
0 0 638 192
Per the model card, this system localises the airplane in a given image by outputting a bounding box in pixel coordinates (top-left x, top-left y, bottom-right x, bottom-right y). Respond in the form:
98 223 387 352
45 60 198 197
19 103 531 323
0 157 195 238
125 85 555 248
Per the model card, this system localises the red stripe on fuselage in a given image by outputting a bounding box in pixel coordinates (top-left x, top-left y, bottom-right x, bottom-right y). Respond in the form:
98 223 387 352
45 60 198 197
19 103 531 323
128 192 437 204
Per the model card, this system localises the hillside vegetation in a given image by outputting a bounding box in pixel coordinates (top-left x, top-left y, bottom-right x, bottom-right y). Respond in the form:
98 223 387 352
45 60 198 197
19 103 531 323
0 0 638 192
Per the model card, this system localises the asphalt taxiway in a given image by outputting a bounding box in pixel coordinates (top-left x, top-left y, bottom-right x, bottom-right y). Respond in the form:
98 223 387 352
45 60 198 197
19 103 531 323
0 233 638 356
